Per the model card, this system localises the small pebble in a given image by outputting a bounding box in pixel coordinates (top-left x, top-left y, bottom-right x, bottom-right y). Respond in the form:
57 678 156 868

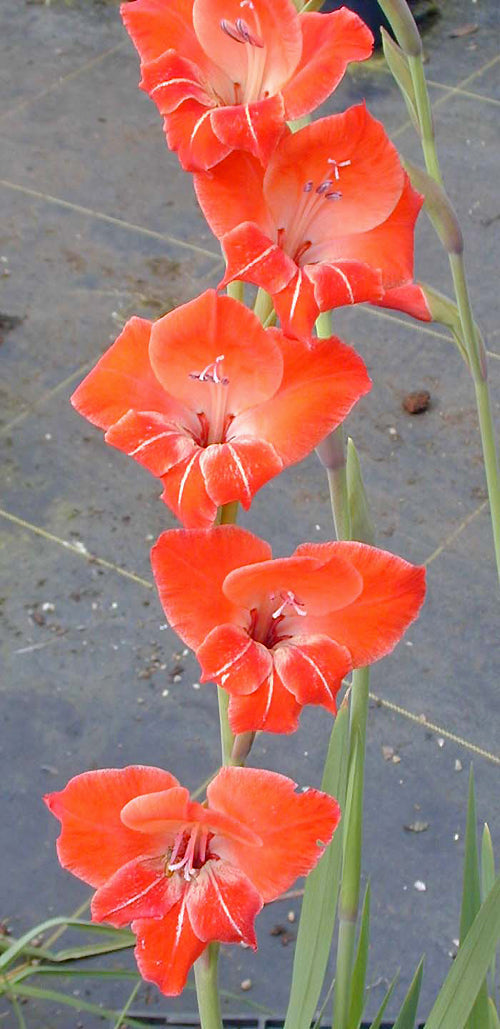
173 674 182 683
287 911 295 923
240 979 252 991
454 759 463 772
437 737 445 748
192 682 201 690
41 602 55 612
414 880 427 892
403 390 431 415
162 689 169 698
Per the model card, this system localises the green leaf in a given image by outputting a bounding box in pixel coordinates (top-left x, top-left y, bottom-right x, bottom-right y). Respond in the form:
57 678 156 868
460 769 490 1029
112 980 142 1029
0 918 132 973
381 30 420 133
392 957 424 1029
377 0 422 56
368 970 399 1029
425 875 500 1029
284 695 349 1029
347 881 371 1028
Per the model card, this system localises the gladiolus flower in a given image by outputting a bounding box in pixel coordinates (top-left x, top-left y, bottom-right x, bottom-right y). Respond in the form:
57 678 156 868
121 0 373 170
195 105 424 339
71 290 371 528
151 526 426 733
45 764 340 994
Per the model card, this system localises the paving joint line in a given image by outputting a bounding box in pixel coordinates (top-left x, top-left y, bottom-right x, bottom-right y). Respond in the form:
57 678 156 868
0 362 93 438
391 52 500 139
372 61 500 108
0 41 128 124
0 180 222 262
352 305 500 362
1 503 498 766
424 499 488 566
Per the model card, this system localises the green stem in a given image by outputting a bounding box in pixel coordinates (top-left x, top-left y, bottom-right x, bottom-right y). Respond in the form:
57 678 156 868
215 502 239 765
194 945 223 1029
226 281 244 303
407 50 500 580
253 288 274 325
315 312 352 542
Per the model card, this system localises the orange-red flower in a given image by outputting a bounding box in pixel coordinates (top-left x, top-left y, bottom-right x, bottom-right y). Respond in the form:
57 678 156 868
71 289 371 528
122 0 373 170
45 765 340 994
195 105 425 339
151 526 426 733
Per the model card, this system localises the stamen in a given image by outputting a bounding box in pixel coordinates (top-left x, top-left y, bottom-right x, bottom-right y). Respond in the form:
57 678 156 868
303 180 313 193
271 590 307 620
220 17 263 47
325 191 342 201
189 354 229 386
316 180 333 195
293 240 312 264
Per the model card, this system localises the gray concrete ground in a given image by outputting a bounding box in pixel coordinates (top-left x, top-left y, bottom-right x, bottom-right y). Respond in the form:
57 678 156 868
1 0 499 1024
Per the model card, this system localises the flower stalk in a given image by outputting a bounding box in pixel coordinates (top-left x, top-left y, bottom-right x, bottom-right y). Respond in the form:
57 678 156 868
194 945 224 1029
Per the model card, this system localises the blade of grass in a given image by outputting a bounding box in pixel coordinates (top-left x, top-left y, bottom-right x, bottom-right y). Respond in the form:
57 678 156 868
392 958 424 1029
112 980 142 1028
6 982 155 1028
284 695 349 1029
0 918 132 973
460 768 490 1029
1 978 28 1029
482 824 497 1002
347 881 371 1029
368 971 399 1029
424 875 500 1029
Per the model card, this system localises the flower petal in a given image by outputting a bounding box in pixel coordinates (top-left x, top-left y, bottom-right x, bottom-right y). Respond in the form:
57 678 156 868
164 100 231 171
273 635 351 713
210 96 286 165
294 541 426 666
208 767 341 900
198 623 272 695
223 552 363 616
149 290 284 415
140 50 213 114
151 526 271 651
282 9 373 120
200 438 283 509
121 0 208 68
272 268 319 341
92 856 183 927
44 767 179 887
160 450 217 529
132 899 205 996
121 786 261 845
375 283 432 321
106 411 197 477
192 0 302 97
321 175 423 288
264 105 404 240
220 222 296 293
194 149 272 239
187 860 261 946
235 331 371 465
71 317 167 431
228 668 302 733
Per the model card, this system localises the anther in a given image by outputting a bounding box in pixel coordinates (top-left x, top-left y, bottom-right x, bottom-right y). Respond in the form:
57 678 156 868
316 180 333 195
325 191 342 200
220 17 263 46
303 180 314 193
